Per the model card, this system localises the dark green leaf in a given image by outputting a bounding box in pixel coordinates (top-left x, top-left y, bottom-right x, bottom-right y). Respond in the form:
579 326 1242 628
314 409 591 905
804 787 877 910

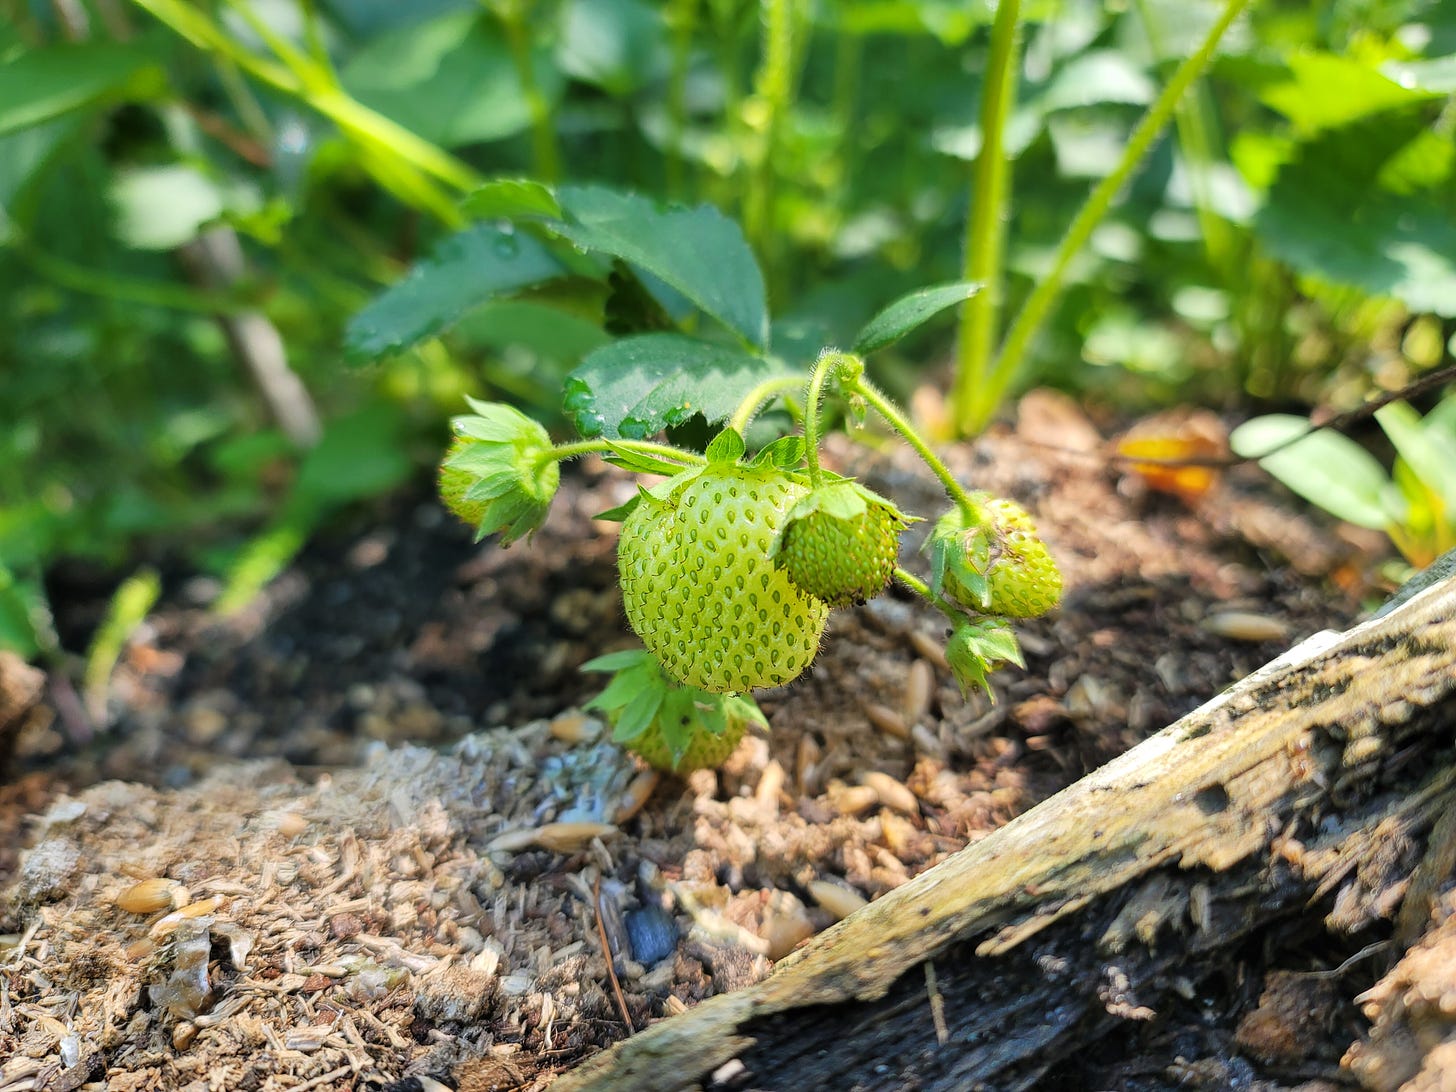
852 281 982 354
461 178 562 221
563 333 788 439
293 404 413 506
556 186 769 350
556 0 668 96
346 224 564 360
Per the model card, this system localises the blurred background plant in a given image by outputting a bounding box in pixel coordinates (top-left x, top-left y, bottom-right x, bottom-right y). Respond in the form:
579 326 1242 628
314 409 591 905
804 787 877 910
2 0 1453 674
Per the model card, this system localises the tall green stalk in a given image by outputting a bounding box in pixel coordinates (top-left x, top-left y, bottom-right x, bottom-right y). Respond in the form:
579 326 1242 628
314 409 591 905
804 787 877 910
494 0 562 185
743 0 799 269
949 0 1022 437
954 0 1254 436
665 0 699 200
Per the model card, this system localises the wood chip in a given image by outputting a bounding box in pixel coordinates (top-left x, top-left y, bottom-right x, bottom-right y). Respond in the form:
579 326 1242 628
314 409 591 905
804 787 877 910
807 880 868 921
865 702 909 740
860 771 919 817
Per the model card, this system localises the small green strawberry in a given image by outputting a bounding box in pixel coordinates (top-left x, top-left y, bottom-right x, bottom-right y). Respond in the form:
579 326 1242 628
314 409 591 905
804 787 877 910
927 493 1062 619
615 430 830 694
584 649 768 772
771 480 912 608
439 399 559 545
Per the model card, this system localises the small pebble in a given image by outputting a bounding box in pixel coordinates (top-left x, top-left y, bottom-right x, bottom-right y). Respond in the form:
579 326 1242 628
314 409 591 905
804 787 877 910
1203 611 1289 643
860 771 919 817
625 904 679 966
807 880 867 921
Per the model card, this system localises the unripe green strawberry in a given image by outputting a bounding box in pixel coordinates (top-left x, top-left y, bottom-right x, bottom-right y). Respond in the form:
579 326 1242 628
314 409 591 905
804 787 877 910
773 481 910 608
618 462 830 694
929 494 1062 619
438 436 487 525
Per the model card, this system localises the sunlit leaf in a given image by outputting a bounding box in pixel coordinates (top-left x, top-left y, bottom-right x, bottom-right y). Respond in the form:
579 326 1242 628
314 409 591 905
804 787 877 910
852 281 981 354
345 224 564 360
563 333 788 439
555 187 770 350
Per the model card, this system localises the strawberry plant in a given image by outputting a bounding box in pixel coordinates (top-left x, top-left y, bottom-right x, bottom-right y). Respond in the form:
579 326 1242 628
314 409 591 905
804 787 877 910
404 183 1064 772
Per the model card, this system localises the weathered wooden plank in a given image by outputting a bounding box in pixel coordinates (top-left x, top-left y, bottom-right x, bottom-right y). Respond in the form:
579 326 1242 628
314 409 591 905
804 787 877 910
542 577 1456 1091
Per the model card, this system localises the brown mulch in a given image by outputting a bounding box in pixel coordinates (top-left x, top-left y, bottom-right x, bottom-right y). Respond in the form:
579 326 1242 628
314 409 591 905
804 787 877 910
0 392 1389 1090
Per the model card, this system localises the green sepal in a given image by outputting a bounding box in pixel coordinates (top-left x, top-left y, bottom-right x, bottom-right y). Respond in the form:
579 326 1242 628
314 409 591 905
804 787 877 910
705 428 747 464
585 648 769 770
602 441 698 477
945 618 1024 702
439 399 559 545
925 512 992 606
748 435 806 470
593 493 643 523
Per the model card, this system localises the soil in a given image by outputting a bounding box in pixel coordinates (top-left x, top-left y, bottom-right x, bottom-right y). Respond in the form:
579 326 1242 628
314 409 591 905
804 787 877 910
0 392 1395 1090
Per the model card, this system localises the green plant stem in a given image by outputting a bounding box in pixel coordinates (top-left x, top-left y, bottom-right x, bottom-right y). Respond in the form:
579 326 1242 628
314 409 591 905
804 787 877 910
847 374 977 514
801 351 846 486
893 566 962 625
665 0 698 200
743 0 798 264
949 0 1021 436
729 375 803 435
540 439 705 469
961 0 1253 435
1132 0 1232 276
496 1 561 184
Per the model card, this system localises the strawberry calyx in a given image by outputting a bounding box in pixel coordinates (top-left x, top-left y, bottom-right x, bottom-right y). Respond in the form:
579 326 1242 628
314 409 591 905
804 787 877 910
583 649 767 772
944 618 1025 700
771 480 913 608
439 399 559 545
926 492 1062 619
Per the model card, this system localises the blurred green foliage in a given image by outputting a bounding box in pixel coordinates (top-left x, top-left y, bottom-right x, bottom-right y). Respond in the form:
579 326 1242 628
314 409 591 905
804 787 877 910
1 0 1454 660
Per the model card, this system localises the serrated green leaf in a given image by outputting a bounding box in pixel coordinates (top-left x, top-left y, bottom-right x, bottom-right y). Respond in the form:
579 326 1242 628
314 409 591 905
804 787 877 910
705 428 746 464
563 333 788 439
461 178 561 220
1253 113 1456 317
0 40 164 137
556 186 769 350
852 281 982 354
346 225 564 361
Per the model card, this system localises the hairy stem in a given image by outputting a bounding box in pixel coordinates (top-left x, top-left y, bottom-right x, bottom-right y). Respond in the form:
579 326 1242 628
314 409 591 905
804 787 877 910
729 375 803 435
893 567 963 625
848 375 976 514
